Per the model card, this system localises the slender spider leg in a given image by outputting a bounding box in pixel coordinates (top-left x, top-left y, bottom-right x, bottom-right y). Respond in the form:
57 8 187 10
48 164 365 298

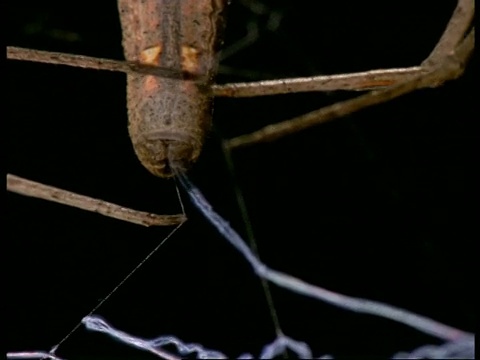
422 0 474 66
7 174 186 226
224 30 474 149
224 0 474 149
8 2 473 101
4 47 427 95
4 46 437 96
6 47 209 82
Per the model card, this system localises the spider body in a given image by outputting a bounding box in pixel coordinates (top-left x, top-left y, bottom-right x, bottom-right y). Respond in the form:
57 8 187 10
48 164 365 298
118 0 227 177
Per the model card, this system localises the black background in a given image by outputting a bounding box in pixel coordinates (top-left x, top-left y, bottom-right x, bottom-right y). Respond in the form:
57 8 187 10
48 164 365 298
7 0 475 358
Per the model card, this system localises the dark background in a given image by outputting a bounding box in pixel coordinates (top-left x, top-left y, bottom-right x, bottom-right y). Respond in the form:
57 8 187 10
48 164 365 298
7 0 475 358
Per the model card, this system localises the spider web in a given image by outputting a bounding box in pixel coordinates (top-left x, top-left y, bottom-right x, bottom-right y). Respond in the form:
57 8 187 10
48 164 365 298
7 173 475 359
7 0 475 358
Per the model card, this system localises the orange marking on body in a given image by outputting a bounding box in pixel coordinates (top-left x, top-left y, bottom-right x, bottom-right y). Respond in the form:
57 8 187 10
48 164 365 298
181 45 200 74
143 75 159 93
140 45 162 65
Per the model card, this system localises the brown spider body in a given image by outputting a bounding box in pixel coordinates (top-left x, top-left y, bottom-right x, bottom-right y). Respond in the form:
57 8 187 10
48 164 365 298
118 0 228 177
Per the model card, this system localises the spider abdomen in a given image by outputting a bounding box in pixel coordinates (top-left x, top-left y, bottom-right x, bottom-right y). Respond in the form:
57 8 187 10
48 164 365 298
126 75 212 177
118 0 227 177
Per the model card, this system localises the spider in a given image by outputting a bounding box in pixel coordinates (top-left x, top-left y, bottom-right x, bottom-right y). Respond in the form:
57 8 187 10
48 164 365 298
7 0 474 358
